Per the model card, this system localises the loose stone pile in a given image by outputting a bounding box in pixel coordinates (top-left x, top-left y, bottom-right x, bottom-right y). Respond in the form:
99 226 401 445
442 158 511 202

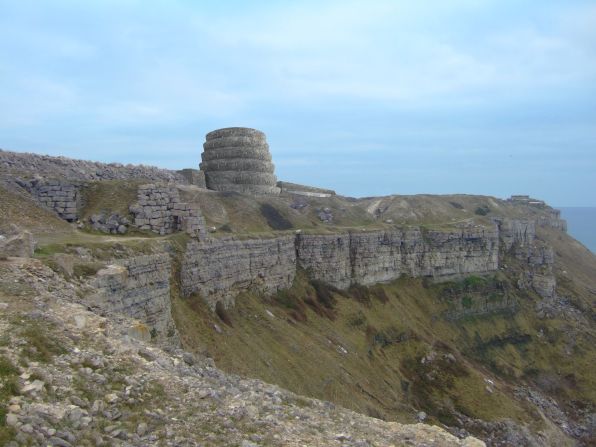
200 127 281 195
129 184 205 237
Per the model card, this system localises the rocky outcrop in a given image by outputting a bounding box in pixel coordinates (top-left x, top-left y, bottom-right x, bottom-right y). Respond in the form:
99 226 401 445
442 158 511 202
0 148 187 183
129 184 205 237
181 236 296 308
90 254 175 339
537 209 567 232
495 218 558 299
200 127 281 195
492 217 535 250
0 224 36 258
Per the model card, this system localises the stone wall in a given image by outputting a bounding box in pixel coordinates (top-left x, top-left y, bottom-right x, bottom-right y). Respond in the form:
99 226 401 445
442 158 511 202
90 254 176 338
177 169 206 188
181 236 296 308
130 184 206 237
13 179 81 221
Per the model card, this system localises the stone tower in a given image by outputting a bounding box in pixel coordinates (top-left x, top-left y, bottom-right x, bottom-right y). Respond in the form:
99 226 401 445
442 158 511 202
199 127 281 195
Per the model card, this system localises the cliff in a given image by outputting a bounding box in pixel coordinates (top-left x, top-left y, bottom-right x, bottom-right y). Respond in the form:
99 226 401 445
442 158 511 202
89 254 176 340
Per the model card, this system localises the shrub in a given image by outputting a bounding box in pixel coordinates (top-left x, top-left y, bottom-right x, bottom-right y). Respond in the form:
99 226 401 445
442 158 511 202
474 206 490 216
462 295 473 309
449 201 464 209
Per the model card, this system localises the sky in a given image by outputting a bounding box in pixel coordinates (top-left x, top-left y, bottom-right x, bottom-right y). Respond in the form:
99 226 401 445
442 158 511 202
1 1 595 205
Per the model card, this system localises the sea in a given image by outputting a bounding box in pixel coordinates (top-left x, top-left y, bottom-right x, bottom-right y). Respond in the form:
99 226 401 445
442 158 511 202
558 207 596 254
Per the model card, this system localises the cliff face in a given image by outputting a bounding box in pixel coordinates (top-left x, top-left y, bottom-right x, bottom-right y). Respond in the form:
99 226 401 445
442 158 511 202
297 227 499 288
181 236 297 307
89 254 176 339
180 225 500 308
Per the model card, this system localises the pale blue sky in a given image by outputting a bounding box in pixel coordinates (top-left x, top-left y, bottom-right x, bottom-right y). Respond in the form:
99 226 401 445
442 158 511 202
1 1 595 205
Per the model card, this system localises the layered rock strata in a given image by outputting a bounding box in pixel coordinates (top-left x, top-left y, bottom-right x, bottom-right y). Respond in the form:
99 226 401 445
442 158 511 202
494 218 558 299
181 236 296 308
130 184 206 237
90 254 176 338
296 226 500 289
181 226 500 308
200 127 281 195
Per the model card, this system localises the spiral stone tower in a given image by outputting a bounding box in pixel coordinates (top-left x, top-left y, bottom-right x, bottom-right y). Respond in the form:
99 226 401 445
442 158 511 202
199 127 281 195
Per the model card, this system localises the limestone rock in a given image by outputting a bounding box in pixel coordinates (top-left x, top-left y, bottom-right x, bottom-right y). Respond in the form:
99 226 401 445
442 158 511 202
0 225 36 257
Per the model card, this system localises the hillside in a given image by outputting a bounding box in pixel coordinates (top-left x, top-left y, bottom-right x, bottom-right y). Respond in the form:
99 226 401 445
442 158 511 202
0 151 594 446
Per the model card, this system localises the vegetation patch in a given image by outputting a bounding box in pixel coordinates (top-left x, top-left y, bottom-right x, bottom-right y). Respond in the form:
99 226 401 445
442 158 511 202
20 321 67 363
474 205 490 216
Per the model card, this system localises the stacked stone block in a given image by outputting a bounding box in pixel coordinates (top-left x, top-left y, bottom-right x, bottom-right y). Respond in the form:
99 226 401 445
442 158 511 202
31 180 79 221
200 127 281 195
130 184 205 237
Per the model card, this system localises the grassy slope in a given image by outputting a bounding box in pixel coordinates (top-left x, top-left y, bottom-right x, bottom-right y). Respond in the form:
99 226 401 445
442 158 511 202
170 221 595 443
0 184 72 237
171 271 590 441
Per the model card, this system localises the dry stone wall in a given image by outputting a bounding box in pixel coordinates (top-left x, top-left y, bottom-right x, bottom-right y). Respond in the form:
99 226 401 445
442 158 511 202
200 127 281 195
130 184 205 237
29 180 80 221
90 254 176 339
